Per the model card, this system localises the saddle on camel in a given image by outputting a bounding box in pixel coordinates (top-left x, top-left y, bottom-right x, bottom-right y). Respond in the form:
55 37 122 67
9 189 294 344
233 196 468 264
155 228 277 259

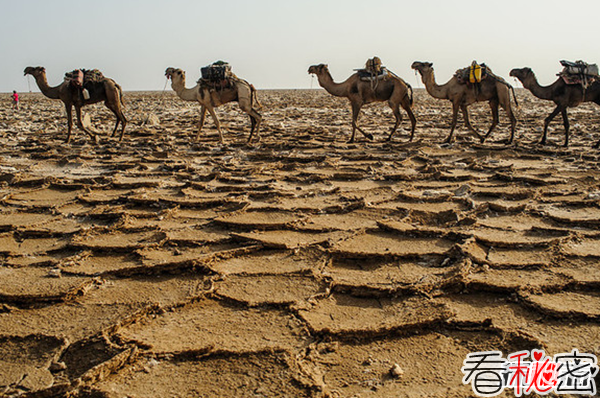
64 69 105 100
558 60 599 89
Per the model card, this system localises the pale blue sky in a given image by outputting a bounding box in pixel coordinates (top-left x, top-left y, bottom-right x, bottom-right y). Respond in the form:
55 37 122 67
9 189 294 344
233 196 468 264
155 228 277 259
2 0 599 92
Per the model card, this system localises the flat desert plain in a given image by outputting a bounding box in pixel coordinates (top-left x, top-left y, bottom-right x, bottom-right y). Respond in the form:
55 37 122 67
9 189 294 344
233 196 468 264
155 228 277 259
1 89 600 397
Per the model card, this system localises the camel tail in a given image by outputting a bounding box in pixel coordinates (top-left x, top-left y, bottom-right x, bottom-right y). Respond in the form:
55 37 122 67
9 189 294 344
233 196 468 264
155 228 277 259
115 82 125 108
250 83 262 110
406 82 414 106
509 84 519 108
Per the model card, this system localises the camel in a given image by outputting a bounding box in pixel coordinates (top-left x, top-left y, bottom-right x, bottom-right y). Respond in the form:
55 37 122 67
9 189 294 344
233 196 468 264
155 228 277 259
23 66 126 143
307 63 416 143
411 61 517 144
164 67 262 144
509 67 600 147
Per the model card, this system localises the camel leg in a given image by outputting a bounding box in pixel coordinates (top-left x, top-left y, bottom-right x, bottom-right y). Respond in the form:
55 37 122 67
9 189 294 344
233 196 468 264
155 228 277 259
350 103 373 143
239 98 262 144
110 118 120 138
499 93 517 144
105 87 126 140
402 99 417 142
198 106 207 134
444 102 461 144
65 105 74 143
106 102 127 141
541 105 563 145
561 109 570 147
246 109 262 144
504 105 517 145
203 106 224 144
118 111 127 141
386 101 402 142
482 101 499 143
74 106 98 144
461 105 483 142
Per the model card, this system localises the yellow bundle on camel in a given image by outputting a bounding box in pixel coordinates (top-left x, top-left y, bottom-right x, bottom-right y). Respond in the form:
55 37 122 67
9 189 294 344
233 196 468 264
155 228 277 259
455 61 487 85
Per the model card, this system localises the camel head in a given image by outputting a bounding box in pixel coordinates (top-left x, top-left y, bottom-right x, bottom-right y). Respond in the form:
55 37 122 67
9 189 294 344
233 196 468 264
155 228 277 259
165 67 185 81
411 61 433 75
24 66 45 77
509 67 533 82
308 64 329 75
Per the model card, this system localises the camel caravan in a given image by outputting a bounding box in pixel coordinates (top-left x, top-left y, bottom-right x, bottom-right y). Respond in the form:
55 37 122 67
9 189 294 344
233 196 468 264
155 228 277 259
22 57 600 148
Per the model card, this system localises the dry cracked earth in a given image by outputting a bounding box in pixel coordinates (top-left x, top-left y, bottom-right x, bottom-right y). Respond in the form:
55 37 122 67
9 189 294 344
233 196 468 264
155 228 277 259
1 88 600 397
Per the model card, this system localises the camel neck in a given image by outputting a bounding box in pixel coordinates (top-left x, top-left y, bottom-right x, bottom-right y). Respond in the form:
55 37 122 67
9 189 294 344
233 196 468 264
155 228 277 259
420 69 449 99
520 73 556 101
34 74 62 100
316 71 348 98
171 78 199 101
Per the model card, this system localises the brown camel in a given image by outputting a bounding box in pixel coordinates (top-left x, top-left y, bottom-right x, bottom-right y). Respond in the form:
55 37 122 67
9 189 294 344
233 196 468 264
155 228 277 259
23 66 127 143
510 67 600 147
411 61 517 144
307 64 417 143
164 67 262 144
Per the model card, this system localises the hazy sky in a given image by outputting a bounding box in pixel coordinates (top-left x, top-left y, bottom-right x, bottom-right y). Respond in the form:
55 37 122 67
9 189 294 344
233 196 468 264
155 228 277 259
2 0 600 92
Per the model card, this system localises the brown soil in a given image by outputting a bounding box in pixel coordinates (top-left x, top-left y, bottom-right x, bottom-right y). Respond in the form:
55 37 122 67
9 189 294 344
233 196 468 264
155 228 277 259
1 89 600 397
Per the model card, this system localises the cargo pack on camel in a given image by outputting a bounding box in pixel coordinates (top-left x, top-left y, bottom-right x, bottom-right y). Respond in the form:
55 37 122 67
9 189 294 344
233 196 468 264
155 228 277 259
355 56 389 82
200 61 235 89
64 69 106 100
558 60 599 89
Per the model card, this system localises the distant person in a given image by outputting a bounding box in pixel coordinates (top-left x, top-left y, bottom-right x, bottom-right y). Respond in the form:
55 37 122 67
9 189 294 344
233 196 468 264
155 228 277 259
11 90 19 110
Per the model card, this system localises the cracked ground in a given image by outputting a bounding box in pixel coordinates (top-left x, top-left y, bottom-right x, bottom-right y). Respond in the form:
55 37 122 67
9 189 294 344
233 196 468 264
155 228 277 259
1 89 600 397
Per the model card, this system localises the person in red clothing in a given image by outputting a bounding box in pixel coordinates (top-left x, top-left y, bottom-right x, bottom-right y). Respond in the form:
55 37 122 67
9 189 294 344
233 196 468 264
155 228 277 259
11 90 19 110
